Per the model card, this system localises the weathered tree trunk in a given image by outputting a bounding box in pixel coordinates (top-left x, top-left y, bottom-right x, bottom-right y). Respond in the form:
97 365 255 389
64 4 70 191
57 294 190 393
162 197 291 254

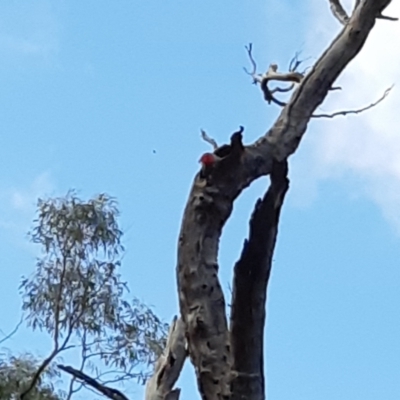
176 133 245 400
230 160 289 400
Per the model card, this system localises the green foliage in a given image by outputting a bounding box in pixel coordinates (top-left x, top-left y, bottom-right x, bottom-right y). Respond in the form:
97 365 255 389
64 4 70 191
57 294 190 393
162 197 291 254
0 352 63 400
21 193 124 337
18 192 167 397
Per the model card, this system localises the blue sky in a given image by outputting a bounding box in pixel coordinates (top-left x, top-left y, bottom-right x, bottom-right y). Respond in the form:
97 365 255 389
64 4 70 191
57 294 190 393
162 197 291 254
0 1 399 399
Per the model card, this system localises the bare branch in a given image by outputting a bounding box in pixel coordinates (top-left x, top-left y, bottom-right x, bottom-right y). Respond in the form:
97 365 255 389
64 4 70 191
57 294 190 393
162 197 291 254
58 365 130 400
66 328 89 400
263 0 394 160
20 322 75 399
288 52 302 73
244 45 303 106
270 84 295 94
259 64 303 106
288 52 311 74
377 14 398 20
200 130 218 150
20 349 59 400
312 85 393 118
260 63 303 84
329 0 350 24
145 316 187 400
243 43 257 80
0 317 22 345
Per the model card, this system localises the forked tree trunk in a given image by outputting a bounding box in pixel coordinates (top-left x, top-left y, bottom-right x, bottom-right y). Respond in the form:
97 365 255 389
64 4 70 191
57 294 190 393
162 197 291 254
175 1 393 400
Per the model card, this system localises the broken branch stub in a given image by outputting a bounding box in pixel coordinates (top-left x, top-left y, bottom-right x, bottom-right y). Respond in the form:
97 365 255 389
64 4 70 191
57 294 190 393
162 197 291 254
145 316 187 400
230 160 290 400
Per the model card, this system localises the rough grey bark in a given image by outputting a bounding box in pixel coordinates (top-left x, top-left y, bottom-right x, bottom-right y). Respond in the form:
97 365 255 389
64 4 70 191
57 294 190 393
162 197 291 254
329 0 350 24
229 160 289 400
176 1 393 400
177 132 245 400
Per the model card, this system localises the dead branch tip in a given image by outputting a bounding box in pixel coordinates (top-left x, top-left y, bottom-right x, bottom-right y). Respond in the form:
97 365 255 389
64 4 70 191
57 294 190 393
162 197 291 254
312 85 393 119
201 129 218 150
243 43 257 80
288 52 309 74
377 14 398 21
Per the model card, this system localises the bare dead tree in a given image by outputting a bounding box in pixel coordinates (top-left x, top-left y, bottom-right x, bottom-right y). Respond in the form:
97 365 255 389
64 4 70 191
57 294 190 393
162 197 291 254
57 1 395 399
176 1 395 400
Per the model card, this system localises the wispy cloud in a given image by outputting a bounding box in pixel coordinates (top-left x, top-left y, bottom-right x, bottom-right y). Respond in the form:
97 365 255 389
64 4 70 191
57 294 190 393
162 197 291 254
0 1 61 60
9 172 55 213
0 172 56 251
292 1 400 231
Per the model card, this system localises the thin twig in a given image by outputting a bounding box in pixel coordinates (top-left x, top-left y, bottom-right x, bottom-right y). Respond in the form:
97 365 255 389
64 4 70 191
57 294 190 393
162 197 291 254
20 320 75 399
243 43 257 82
201 130 218 150
59 365 130 400
288 52 310 74
0 317 22 345
66 328 89 400
377 14 398 20
312 86 393 118
259 64 303 106
288 52 302 72
270 84 295 94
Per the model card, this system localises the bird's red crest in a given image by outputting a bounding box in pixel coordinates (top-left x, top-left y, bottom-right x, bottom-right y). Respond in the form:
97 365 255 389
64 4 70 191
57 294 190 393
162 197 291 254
199 153 216 166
